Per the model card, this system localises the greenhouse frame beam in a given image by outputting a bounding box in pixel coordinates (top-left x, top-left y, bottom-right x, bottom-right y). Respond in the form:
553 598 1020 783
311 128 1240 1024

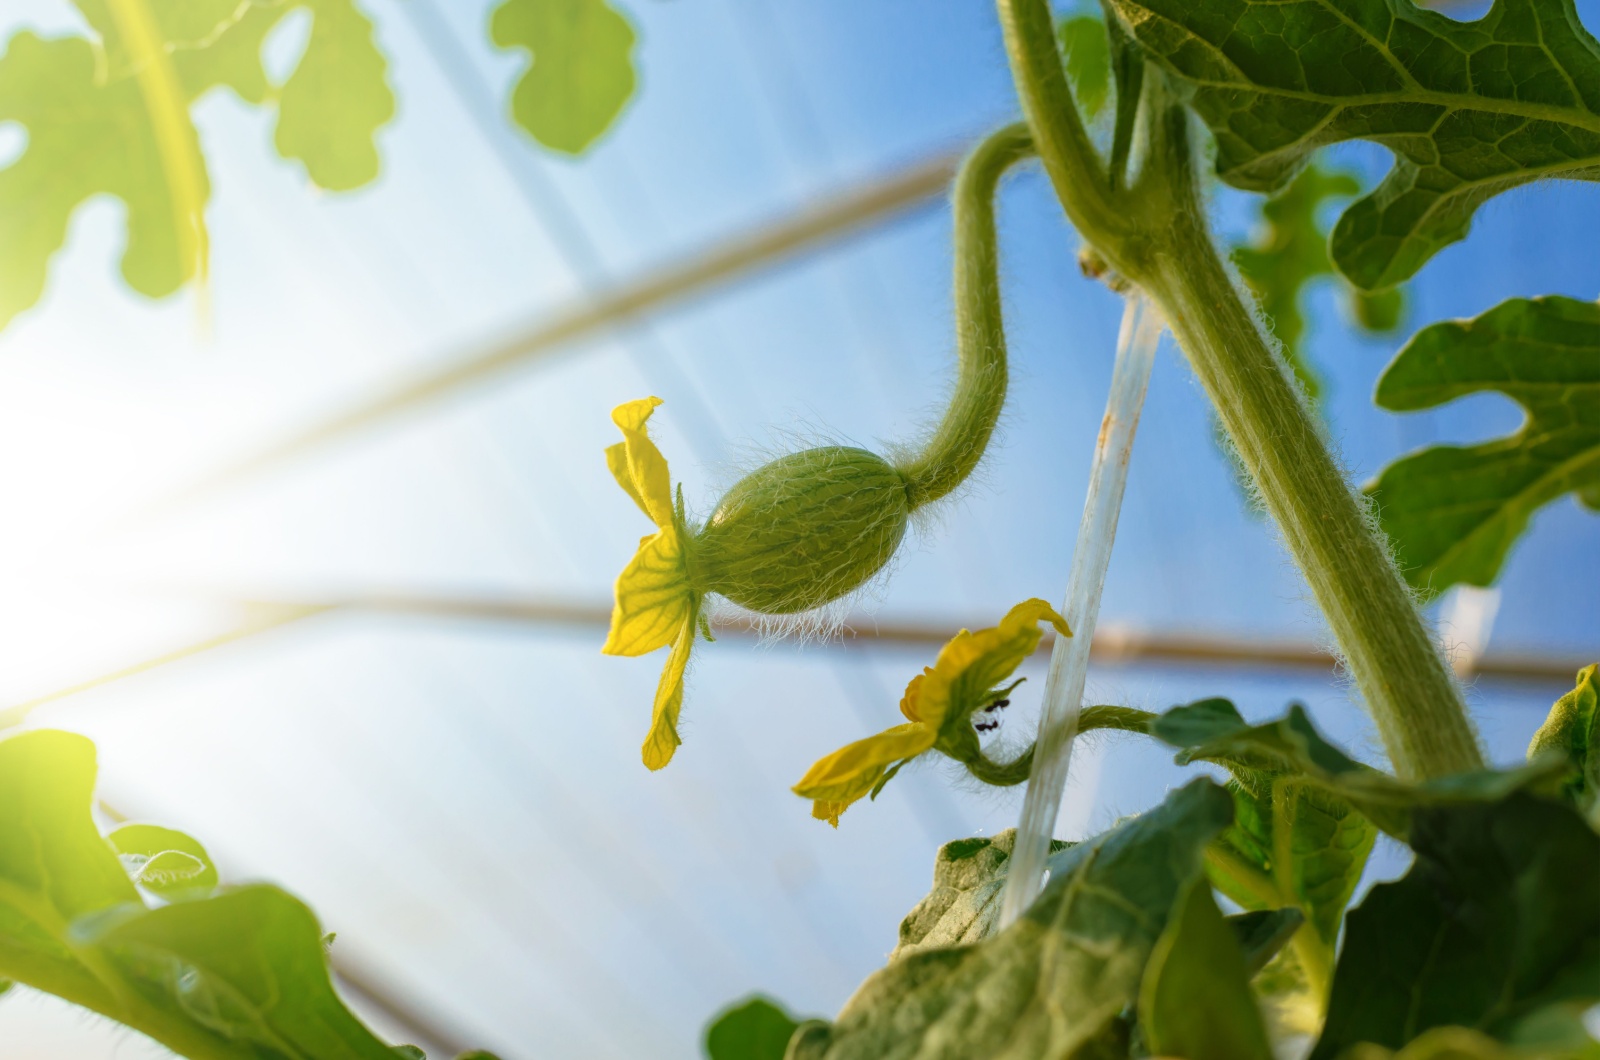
10 592 1585 725
162 148 965 512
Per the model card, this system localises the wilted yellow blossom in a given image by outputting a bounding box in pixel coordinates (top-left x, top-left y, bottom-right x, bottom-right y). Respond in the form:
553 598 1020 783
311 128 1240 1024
794 598 1069 825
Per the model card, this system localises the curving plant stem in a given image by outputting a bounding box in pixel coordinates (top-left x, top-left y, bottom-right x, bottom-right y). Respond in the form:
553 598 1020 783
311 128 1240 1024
998 292 1162 929
993 0 1483 788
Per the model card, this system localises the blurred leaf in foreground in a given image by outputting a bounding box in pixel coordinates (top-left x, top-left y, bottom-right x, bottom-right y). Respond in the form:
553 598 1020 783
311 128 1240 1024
0 728 408 1058
0 0 393 330
491 0 637 155
108 822 220 896
1368 296 1600 594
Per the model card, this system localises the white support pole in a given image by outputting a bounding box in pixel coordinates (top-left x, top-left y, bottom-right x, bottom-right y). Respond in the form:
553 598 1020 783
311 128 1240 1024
997 292 1162 928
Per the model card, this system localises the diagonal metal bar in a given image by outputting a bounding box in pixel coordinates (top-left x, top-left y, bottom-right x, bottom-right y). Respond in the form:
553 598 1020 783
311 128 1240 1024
0 601 333 729
10 592 1587 724
151 150 962 515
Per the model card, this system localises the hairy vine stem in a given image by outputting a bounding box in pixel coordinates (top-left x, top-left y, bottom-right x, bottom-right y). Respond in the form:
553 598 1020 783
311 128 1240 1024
993 0 1482 782
898 123 1033 508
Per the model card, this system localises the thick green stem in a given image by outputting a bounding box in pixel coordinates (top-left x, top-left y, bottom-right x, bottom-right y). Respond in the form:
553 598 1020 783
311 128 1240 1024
994 0 1484 781
898 123 1033 508
1143 202 1483 779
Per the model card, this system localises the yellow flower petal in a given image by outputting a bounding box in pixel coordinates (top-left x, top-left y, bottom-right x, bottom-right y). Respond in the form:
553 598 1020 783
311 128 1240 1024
914 598 1069 730
610 397 676 529
606 441 649 517
793 721 934 807
641 614 695 771
603 527 692 657
812 800 849 828
899 669 932 723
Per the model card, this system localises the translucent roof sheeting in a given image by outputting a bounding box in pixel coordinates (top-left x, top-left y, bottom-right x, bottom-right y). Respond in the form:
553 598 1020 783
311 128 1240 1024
0 0 1596 1056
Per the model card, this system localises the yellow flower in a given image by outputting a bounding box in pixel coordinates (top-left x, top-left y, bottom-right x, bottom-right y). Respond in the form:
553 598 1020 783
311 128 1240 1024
602 397 701 771
793 598 1069 825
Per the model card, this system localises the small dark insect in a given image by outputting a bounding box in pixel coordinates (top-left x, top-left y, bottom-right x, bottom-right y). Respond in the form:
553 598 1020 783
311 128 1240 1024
973 698 1010 733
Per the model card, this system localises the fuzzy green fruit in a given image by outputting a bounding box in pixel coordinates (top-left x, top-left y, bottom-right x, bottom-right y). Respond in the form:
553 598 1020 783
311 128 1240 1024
692 447 911 615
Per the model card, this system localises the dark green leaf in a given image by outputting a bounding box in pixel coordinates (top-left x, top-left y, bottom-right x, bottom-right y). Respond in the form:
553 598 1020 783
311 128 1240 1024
392 1048 426 1060
788 778 1234 1060
1103 0 1600 289
1139 877 1274 1060
109 823 220 896
491 0 637 155
1226 907 1304 977
1340 1024 1593 1058
1152 697 1567 840
1205 772 1375 1000
1368 296 1600 592
1529 664 1600 818
704 996 803 1060
1059 15 1112 119
1310 793 1600 1058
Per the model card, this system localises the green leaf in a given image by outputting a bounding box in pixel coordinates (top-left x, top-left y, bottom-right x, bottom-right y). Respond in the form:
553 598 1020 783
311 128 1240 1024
1103 0 1600 289
73 0 395 191
1059 15 1112 119
1204 771 1376 1006
82 888 399 1059
1234 163 1354 403
490 0 637 155
0 0 393 330
109 823 220 896
0 33 206 330
787 778 1234 1060
0 729 141 1012
1139 876 1274 1060
1310 793 1600 1059
0 728 401 1059
1529 664 1600 818
1341 1023 1597 1059
1227 906 1304 977
704 996 803 1060
1234 161 1409 406
891 828 1070 960
1368 296 1600 594
1152 697 1568 840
